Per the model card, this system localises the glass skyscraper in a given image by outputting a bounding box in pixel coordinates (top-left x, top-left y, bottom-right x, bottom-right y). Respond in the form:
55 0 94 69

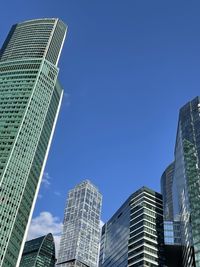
172 96 200 267
57 180 102 267
161 162 174 221
99 187 165 267
99 195 131 267
161 162 181 246
0 18 67 267
19 233 56 267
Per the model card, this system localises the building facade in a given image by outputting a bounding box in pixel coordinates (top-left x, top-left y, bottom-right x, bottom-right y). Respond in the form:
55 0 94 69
163 221 181 245
161 162 174 221
0 18 67 267
19 233 56 267
99 195 131 267
99 187 165 267
161 162 181 248
172 96 200 267
57 180 102 267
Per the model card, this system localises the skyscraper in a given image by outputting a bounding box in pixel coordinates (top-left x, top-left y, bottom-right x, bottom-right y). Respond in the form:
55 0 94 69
161 162 174 221
99 187 165 267
99 194 131 267
161 162 181 246
172 96 200 267
57 180 102 267
19 233 56 267
0 18 67 267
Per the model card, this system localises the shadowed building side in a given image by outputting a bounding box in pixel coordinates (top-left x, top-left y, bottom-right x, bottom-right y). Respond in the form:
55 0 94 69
19 233 56 267
99 187 165 267
161 162 174 221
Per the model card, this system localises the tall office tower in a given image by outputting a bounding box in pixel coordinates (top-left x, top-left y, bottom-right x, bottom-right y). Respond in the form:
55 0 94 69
161 162 181 247
161 162 174 221
0 18 67 267
19 233 56 267
172 96 200 267
163 221 182 267
99 194 131 267
99 187 165 267
57 180 102 267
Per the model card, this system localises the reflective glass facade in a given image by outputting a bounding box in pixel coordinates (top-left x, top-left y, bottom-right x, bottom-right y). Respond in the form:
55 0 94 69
161 163 181 247
163 221 181 245
161 162 174 221
99 197 131 267
57 180 102 267
0 18 66 267
99 187 165 267
172 97 200 267
19 233 56 267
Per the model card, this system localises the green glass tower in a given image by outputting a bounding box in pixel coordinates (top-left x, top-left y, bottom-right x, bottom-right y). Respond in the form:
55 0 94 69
0 18 67 267
19 233 56 267
172 97 200 267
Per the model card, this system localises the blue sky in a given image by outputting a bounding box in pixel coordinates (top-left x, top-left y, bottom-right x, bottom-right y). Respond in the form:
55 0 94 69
1 0 200 242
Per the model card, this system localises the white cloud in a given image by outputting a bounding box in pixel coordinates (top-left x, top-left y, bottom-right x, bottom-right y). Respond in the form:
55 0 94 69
54 191 61 197
27 211 63 256
27 212 104 258
37 193 43 199
42 172 51 188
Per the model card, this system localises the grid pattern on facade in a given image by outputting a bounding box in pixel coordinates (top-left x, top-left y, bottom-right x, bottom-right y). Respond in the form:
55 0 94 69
19 233 56 267
0 18 66 267
128 188 165 267
0 19 66 66
57 180 102 267
172 97 200 267
99 187 165 267
0 59 61 266
183 139 200 267
163 221 181 245
57 260 89 267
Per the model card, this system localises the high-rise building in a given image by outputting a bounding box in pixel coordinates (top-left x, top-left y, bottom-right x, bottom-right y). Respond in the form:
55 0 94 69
99 187 165 267
99 195 131 267
161 162 174 221
172 96 200 267
19 233 56 267
161 162 181 247
0 18 67 266
164 244 182 267
162 221 182 267
57 180 102 267
163 221 181 246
